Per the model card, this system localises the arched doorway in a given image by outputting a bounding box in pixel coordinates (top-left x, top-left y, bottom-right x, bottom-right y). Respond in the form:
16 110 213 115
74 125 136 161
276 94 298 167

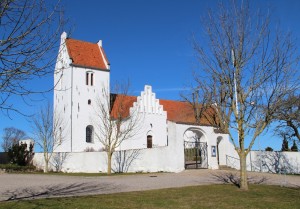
183 128 208 169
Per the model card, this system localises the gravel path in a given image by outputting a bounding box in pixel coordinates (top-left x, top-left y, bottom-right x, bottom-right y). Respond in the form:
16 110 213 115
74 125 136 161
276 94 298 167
0 170 299 201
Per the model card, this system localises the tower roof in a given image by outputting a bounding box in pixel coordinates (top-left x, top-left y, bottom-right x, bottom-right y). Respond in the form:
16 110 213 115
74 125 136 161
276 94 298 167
65 38 110 70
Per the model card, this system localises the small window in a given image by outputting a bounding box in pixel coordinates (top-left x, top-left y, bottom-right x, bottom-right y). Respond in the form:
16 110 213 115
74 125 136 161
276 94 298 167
86 125 94 143
91 73 94 86
86 72 89 85
147 135 152 148
88 99 91 105
59 127 62 144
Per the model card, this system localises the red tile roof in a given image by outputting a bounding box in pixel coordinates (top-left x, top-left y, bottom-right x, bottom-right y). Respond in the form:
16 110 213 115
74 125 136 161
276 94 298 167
65 38 109 70
110 94 217 126
160 99 216 126
110 94 137 119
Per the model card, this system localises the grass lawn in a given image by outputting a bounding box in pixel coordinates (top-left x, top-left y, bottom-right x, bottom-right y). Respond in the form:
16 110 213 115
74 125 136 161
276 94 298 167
0 184 299 209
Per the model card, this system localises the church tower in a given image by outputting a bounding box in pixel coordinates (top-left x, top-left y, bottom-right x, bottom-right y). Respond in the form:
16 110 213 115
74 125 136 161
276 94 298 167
54 32 110 152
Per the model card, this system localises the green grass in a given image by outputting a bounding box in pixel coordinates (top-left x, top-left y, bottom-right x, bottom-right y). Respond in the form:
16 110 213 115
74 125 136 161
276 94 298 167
0 184 299 209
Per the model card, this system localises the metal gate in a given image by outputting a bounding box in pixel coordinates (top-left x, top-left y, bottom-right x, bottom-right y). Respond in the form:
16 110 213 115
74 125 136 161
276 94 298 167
184 141 208 169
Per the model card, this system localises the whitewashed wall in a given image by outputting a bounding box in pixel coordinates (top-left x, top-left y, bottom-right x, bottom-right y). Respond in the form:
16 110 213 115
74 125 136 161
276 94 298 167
69 64 109 152
33 126 185 173
54 32 110 153
225 150 300 174
53 32 73 152
173 123 232 169
216 133 236 166
33 121 238 173
120 86 168 150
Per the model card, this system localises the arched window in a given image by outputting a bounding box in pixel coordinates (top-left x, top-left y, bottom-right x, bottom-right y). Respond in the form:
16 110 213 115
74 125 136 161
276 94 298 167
86 125 94 143
147 135 152 148
88 99 91 105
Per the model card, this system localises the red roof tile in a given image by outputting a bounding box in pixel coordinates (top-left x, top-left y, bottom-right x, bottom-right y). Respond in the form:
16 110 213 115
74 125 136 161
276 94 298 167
110 94 137 119
110 94 217 126
160 99 216 125
66 38 109 70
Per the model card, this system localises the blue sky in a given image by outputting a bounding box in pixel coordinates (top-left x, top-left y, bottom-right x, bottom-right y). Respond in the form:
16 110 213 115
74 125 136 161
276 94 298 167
1 0 300 151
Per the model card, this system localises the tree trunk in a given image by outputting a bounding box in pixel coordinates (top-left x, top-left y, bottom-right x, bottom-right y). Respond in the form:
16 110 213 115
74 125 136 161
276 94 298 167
107 151 112 175
44 152 49 173
239 152 248 190
44 160 49 173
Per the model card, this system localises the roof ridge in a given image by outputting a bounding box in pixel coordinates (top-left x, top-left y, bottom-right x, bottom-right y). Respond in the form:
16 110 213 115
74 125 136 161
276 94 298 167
66 37 98 45
112 93 187 103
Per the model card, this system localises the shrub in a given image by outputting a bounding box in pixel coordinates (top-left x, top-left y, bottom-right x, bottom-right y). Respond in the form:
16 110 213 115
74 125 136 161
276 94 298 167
265 147 273 151
0 164 36 173
7 142 34 166
291 140 298 152
84 147 95 152
281 138 289 151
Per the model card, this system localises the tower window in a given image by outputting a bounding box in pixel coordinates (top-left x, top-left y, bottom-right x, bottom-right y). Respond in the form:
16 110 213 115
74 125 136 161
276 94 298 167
86 72 89 85
88 99 91 105
86 72 94 86
86 125 94 143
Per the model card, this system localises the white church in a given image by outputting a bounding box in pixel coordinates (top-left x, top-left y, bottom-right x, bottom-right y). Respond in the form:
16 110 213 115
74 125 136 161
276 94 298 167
34 32 237 173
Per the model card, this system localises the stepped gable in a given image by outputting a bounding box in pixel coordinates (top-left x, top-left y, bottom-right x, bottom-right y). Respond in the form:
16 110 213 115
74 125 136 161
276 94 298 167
132 85 166 115
110 86 217 126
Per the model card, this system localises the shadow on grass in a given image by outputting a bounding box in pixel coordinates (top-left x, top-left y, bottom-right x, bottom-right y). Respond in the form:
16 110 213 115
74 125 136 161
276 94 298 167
2 182 117 202
211 172 268 188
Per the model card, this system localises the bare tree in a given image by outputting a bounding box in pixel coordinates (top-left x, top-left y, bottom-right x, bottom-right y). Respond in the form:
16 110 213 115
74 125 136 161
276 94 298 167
1 127 26 151
188 0 299 190
31 103 65 172
274 95 300 142
51 152 68 172
0 0 66 116
93 82 142 175
181 82 225 132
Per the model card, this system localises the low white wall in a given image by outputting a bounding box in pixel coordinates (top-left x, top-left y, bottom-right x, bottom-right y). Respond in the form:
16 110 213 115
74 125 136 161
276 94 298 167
40 124 295 174
33 125 239 173
33 128 185 173
34 152 106 173
225 151 300 174
33 147 185 173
